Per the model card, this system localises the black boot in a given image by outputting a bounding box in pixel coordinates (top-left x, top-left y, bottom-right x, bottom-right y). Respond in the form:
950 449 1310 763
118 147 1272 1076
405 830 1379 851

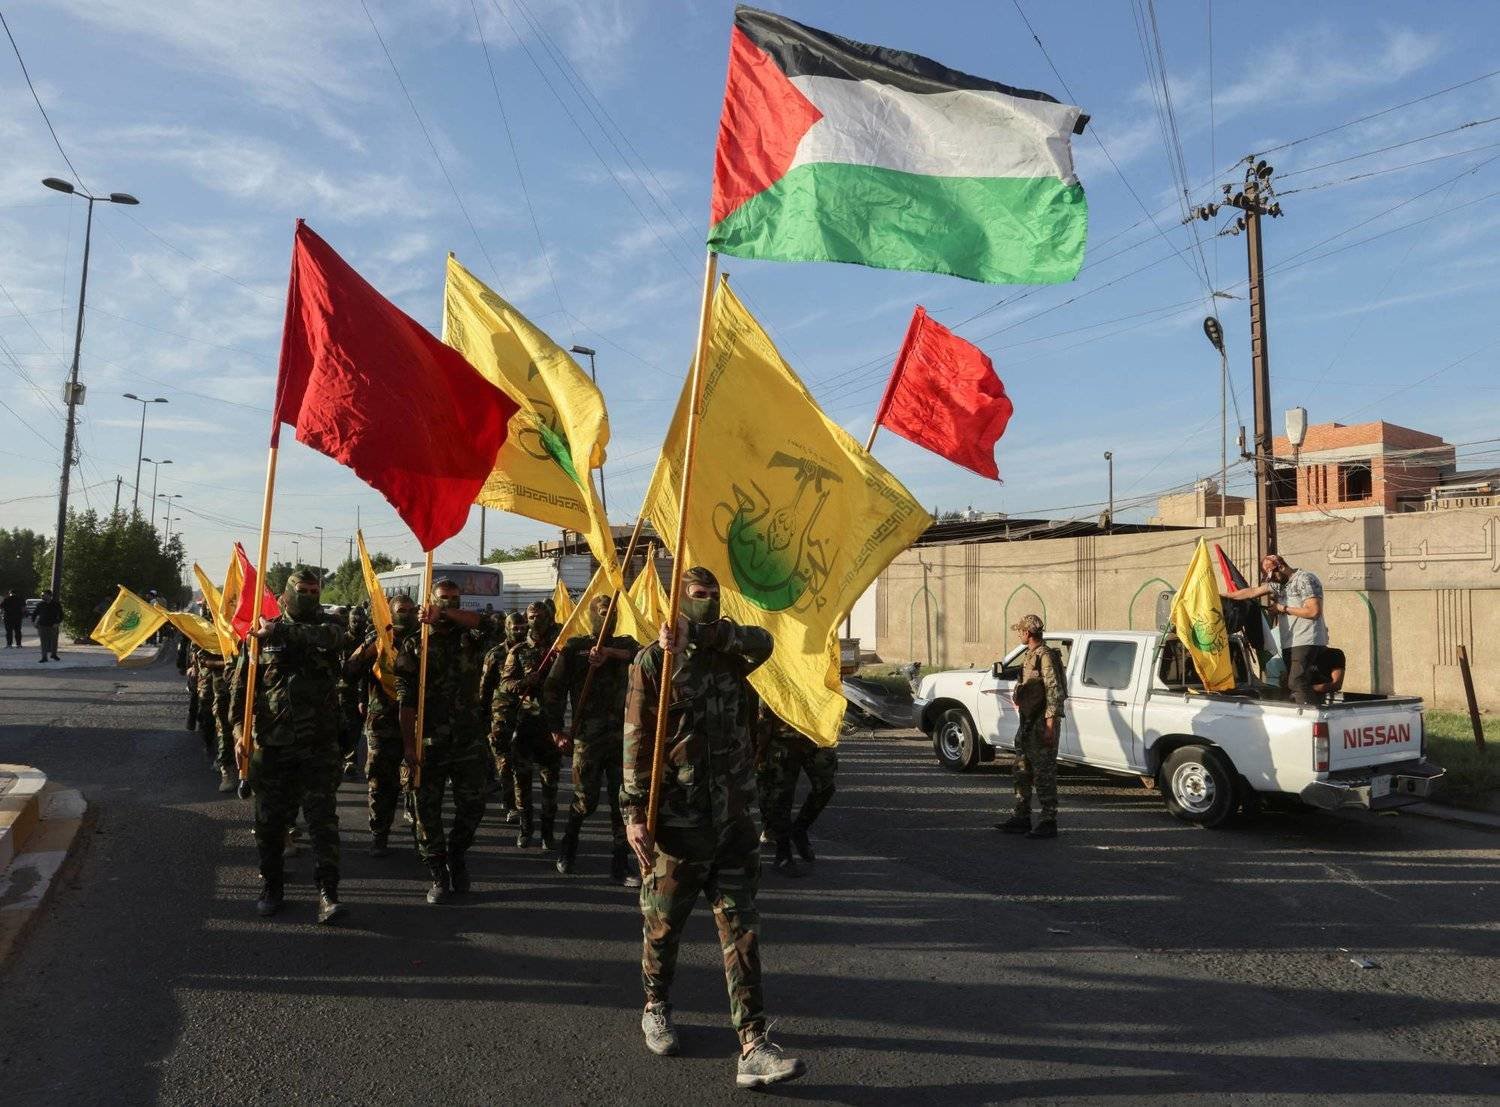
449 852 470 894
772 838 804 877
994 812 1031 834
1027 818 1058 840
317 882 346 925
540 817 556 852
369 831 392 858
612 844 641 889
256 879 284 918
515 812 534 849
556 814 583 875
426 857 452 905
791 824 815 862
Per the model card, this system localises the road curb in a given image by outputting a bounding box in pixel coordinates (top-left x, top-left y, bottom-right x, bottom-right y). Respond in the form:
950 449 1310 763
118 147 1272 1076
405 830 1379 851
0 764 47 873
0 775 90 966
1404 800 1500 830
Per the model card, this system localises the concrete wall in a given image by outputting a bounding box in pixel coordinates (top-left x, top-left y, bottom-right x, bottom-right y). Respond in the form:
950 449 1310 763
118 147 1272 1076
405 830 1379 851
875 507 1499 712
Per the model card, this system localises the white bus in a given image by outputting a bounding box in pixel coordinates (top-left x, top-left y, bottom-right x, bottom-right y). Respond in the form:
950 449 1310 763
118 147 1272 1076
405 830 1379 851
375 563 504 612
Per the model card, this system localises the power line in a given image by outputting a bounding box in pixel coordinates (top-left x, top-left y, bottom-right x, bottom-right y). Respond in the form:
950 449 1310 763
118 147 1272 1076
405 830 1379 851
0 10 89 190
1280 139 1500 195
1277 115 1500 180
359 0 505 291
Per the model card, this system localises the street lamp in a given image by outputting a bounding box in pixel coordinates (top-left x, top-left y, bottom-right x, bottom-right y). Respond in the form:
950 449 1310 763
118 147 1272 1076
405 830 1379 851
142 457 172 528
1202 316 1229 527
123 393 168 517
1103 451 1114 532
157 492 182 539
41 178 140 594
314 525 324 582
292 540 300 567
569 344 607 518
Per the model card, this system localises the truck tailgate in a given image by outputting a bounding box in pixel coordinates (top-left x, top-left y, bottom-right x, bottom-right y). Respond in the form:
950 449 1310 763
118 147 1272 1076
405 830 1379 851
1329 702 1423 770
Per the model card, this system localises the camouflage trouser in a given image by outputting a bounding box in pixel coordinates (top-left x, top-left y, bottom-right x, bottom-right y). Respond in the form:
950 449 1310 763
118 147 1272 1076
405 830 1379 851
640 846 765 1047
757 743 837 841
339 700 362 768
570 736 625 849
413 746 489 860
209 673 234 773
511 717 560 828
195 672 217 757
365 729 403 836
487 708 516 808
250 742 342 886
1013 715 1059 820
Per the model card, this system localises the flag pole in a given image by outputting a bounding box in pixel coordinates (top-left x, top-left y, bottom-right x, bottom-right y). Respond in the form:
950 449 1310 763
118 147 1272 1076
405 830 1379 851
413 550 434 789
647 250 719 835
569 510 650 742
236 439 280 779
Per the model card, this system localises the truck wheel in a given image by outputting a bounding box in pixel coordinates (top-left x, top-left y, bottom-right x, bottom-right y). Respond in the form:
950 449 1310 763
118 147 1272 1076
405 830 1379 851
1161 746 1237 827
933 707 981 772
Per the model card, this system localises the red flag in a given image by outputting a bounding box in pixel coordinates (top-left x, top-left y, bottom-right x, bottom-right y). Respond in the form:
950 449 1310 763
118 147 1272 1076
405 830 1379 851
231 542 279 639
1211 542 1251 592
874 306 1014 480
274 222 520 550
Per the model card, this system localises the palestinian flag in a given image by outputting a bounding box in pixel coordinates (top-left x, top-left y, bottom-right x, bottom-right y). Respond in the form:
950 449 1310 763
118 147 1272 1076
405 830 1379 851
708 6 1089 285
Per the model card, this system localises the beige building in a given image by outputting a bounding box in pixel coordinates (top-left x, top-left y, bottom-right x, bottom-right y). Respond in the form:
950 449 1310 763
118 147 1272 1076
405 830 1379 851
1150 478 1252 527
875 506 1499 712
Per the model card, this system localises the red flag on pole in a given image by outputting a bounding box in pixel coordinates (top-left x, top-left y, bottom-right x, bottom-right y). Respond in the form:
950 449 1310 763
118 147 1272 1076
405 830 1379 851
274 221 520 551
231 541 279 638
873 305 1014 480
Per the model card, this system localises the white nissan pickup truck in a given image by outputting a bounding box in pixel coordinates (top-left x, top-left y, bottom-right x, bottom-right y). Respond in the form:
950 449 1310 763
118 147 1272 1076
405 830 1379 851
913 629 1443 827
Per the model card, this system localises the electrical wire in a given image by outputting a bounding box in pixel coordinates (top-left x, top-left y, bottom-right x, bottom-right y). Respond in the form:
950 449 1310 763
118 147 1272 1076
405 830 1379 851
1277 116 1500 180
0 10 89 191
1280 139 1500 195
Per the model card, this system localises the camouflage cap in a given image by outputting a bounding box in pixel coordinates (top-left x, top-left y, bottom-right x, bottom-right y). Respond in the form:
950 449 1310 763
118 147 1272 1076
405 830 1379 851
1011 613 1044 635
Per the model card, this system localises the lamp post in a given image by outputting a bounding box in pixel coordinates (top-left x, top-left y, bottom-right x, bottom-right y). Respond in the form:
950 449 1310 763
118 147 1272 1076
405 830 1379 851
142 457 172 528
569 344 606 518
158 493 182 539
42 177 140 594
292 540 300 568
1202 316 1229 527
314 525 324 583
1103 451 1114 532
123 392 168 517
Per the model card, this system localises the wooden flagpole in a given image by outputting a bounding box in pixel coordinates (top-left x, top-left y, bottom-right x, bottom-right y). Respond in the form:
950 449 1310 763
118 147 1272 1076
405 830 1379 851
864 304 925 455
646 251 719 835
236 439 280 779
568 511 650 742
413 550 434 789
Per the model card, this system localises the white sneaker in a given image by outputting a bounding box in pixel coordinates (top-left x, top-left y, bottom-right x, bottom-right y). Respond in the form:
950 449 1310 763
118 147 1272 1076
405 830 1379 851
736 1035 806 1088
641 1002 680 1056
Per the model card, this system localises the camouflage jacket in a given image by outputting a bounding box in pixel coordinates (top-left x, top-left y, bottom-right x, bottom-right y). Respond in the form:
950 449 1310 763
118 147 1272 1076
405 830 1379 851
479 636 521 717
621 618 772 852
1014 643 1067 721
543 632 639 746
499 633 552 724
395 615 498 750
228 614 346 748
352 627 413 741
753 698 815 769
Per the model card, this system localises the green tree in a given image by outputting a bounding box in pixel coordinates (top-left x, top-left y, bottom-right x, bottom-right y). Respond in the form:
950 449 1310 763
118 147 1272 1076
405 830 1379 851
0 528 47 598
37 510 186 636
320 552 396 605
483 544 539 564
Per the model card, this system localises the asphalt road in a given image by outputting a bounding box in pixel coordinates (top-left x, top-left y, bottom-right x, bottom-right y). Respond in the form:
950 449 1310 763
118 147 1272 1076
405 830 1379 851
0 659 1496 1104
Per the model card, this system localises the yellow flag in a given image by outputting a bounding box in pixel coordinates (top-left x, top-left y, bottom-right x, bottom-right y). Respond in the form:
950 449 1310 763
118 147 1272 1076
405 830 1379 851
90 586 167 660
357 530 397 698
193 562 238 657
550 563 649 650
552 578 575 624
626 551 668 635
157 606 221 654
1170 539 1236 692
443 256 621 587
643 280 931 745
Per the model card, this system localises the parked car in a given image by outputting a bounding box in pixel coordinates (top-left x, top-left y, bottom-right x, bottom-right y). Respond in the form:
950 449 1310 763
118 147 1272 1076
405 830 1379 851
913 629 1442 827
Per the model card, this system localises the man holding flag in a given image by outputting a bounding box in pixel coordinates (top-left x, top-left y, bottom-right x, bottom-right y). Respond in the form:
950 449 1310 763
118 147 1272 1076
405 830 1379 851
345 592 418 857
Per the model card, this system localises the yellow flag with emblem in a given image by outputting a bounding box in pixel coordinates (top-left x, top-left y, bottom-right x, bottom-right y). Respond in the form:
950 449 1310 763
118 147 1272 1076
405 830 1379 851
642 280 932 745
552 563 651 651
90 585 167 660
1170 539 1236 692
193 562 238 657
357 530 397 698
157 606 221 654
626 551 668 636
443 256 621 587
552 578 575 624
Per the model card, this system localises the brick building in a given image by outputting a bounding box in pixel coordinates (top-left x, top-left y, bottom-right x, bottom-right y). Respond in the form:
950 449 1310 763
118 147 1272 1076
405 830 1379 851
1272 420 1454 520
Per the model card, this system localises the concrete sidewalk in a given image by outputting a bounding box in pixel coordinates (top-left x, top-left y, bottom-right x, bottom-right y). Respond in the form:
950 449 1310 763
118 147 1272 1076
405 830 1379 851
0 764 88 963
0 639 162 673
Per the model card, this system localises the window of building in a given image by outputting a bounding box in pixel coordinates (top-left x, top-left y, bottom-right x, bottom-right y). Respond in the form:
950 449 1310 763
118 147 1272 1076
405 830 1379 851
1270 465 1297 507
1338 461 1373 501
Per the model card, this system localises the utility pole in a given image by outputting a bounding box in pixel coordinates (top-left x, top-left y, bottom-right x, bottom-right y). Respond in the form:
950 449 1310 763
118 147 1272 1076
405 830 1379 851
1103 452 1114 532
113 476 122 515
1192 159 1284 564
919 558 934 665
479 506 487 564
1202 316 1228 527
569 346 605 519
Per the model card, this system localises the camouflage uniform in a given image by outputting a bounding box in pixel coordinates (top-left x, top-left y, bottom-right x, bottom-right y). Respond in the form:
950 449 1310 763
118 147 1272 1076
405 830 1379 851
192 646 221 762
501 624 560 842
395 614 497 865
349 626 412 842
754 706 837 848
1012 642 1067 821
480 613 526 813
544 626 638 872
229 610 346 893
205 655 235 776
336 609 370 775
622 601 773 1048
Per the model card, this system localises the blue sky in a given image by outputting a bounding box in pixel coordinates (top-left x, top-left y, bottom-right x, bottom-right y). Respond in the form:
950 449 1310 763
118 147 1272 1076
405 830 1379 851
3 0 1498 575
